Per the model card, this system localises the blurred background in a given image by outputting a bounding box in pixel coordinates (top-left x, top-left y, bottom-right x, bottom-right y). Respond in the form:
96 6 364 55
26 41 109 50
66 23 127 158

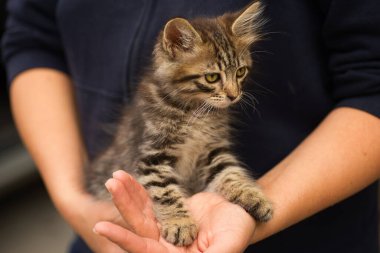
0 1 73 253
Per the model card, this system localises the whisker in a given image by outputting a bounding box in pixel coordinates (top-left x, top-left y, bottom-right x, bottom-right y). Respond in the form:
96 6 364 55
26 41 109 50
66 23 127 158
239 92 262 118
238 98 250 117
243 92 259 106
249 50 274 56
186 101 208 127
158 86 188 104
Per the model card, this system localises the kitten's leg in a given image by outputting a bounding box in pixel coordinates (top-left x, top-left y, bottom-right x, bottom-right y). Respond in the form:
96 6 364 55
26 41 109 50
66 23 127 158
137 162 197 246
203 148 273 222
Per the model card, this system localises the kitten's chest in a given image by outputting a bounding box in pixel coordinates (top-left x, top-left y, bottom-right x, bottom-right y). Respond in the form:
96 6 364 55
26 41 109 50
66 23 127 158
172 121 230 188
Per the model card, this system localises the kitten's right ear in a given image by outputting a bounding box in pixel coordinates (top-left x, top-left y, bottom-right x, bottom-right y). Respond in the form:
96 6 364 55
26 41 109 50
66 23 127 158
163 18 202 58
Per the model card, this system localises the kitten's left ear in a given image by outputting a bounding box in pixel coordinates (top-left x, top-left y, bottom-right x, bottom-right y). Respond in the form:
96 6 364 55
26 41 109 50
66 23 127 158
163 18 202 58
231 1 265 44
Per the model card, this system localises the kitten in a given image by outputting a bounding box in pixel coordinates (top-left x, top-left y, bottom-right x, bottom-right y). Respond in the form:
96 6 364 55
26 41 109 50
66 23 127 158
87 1 272 246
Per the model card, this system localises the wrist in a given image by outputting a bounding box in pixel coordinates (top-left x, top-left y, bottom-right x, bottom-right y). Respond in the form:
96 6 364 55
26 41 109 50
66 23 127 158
53 186 92 227
250 173 282 244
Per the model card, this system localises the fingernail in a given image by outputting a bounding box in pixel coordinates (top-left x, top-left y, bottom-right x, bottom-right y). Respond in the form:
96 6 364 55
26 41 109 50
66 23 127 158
105 179 114 193
112 170 125 179
112 171 120 178
113 170 132 181
92 224 100 235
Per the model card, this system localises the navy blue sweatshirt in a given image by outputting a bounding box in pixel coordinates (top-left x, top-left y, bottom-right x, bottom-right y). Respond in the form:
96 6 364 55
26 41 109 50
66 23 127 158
2 0 380 252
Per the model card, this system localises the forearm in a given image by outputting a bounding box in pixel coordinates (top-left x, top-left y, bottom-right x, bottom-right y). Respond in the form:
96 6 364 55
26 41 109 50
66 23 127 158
10 68 87 216
253 107 380 243
10 69 128 252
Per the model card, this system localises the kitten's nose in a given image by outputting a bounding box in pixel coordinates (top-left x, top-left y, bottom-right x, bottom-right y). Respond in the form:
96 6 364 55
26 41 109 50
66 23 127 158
227 94 238 102
224 85 239 102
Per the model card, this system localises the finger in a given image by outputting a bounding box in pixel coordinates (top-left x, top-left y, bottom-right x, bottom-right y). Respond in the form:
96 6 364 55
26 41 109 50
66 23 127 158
130 174 152 206
113 171 156 220
94 222 166 253
112 171 146 209
105 178 147 231
106 177 160 240
127 174 156 217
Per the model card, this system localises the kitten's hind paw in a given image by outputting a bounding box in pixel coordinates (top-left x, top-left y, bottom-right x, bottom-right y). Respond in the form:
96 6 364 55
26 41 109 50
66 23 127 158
161 217 198 246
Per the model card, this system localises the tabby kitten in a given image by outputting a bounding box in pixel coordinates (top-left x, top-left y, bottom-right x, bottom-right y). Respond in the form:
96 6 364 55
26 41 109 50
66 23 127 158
87 1 272 246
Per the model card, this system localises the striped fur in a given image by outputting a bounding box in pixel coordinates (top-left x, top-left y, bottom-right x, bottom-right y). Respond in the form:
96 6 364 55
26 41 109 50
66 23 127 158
87 1 272 246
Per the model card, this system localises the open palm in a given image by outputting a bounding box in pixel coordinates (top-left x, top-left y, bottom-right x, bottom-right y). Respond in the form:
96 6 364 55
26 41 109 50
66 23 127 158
94 171 256 253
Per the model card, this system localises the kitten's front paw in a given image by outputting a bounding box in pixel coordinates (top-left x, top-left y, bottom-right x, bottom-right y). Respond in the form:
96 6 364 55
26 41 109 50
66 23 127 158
161 216 198 246
233 188 273 222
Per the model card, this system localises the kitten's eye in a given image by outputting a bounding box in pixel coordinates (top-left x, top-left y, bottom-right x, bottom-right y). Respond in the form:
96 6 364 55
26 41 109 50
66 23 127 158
205 73 220 83
236 67 247 78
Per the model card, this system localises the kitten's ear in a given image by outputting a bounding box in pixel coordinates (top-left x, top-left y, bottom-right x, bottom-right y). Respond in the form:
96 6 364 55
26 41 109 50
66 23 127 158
231 1 264 44
163 18 202 57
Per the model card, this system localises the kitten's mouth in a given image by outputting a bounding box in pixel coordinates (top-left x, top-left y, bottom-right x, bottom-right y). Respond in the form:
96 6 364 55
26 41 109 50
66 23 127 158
207 95 240 109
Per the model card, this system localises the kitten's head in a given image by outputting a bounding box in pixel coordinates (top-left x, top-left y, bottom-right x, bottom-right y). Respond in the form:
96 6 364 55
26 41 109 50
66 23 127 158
153 1 264 110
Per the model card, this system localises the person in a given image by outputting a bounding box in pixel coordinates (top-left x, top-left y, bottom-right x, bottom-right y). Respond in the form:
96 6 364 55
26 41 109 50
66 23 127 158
2 0 380 252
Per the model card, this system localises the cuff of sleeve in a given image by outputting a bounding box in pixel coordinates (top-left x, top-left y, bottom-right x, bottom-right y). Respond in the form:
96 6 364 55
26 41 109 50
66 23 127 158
335 93 380 118
5 48 69 85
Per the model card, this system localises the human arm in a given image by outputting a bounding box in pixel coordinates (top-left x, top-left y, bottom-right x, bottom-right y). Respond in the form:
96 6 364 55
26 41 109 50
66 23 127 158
253 106 380 242
10 68 126 253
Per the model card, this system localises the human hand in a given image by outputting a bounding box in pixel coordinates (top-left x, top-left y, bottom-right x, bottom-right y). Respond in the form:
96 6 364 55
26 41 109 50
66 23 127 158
93 171 256 253
64 189 128 253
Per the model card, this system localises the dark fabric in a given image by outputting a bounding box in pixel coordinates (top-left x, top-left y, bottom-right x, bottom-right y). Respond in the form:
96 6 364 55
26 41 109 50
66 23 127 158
2 0 379 252
69 236 92 253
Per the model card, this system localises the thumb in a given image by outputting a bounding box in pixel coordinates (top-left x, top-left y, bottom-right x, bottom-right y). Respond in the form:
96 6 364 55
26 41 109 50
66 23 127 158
94 221 166 253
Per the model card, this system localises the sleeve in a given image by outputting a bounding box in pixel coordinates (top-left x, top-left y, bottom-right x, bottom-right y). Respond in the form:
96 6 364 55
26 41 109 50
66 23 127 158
1 0 68 84
322 0 380 118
